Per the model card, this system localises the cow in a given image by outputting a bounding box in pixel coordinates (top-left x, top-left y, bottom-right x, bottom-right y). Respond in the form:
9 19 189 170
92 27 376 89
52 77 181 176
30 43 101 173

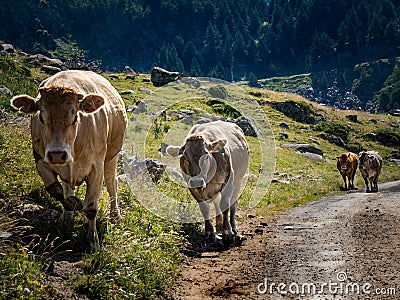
336 152 358 190
358 151 382 193
10 70 128 251
166 121 249 245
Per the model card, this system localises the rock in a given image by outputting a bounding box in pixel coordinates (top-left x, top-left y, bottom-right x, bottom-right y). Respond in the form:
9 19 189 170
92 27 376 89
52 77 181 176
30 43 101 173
180 77 201 88
41 65 62 74
120 89 136 95
1 43 16 55
390 150 400 159
234 116 258 137
0 86 12 96
123 65 137 74
361 133 378 142
299 152 323 161
279 132 289 139
151 66 180 86
27 54 64 69
317 133 345 147
139 87 152 94
124 156 166 183
308 136 319 144
346 114 358 122
279 122 289 129
282 143 323 156
125 75 136 80
208 86 228 99
134 100 147 114
271 101 324 124
109 74 120 80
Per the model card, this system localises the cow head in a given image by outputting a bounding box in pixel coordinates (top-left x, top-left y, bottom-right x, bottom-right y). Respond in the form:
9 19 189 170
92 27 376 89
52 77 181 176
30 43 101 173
336 152 352 172
358 151 375 170
166 135 227 189
11 86 104 166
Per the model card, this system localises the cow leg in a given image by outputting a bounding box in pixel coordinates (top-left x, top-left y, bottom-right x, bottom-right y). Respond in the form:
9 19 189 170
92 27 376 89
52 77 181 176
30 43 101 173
363 177 370 192
229 183 241 235
373 175 379 192
350 171 356 189
104 156 121 224
341 174 347 190
198 201 215 241
83 168 104 252
212 194 223 235
220 176 234 244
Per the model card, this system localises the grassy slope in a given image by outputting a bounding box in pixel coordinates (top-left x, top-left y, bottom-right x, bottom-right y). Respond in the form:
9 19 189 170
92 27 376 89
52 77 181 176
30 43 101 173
0 56 399 299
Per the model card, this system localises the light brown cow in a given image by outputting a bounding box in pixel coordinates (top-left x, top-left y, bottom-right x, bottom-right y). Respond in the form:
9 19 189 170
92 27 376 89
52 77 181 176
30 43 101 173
336 152 358 190
11 70 127 251
167 121 249 245
358 150 382 193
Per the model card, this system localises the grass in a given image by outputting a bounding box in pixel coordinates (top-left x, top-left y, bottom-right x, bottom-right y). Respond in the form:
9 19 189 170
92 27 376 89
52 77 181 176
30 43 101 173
0 55 399 299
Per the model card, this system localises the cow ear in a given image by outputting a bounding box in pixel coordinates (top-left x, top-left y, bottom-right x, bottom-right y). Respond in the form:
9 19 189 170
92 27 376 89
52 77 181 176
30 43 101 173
209 138 227 153
166 145 183 157
79 94 105 113
11 95 38 114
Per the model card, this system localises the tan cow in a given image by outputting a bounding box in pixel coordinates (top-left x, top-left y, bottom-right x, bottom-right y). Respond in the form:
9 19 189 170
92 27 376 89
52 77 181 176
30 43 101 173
11 70 127 251
336 152 358 190
167 121 249 245
358 150 382 193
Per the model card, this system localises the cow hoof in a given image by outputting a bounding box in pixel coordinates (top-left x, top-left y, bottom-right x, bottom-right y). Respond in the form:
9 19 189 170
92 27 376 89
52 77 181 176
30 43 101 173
63 196 83 211
222 234 234 247
366 189 371 193
205 231 216 243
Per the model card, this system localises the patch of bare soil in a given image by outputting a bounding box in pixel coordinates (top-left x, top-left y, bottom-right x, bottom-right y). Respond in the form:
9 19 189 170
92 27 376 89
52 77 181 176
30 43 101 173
170 181 400 300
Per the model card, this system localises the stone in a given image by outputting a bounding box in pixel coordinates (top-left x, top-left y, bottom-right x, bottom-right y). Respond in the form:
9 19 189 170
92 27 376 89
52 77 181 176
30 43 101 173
346 114 358 122
282 143 323 156
279 132 289 139
279 122 289 129
234 116 258 137
41 65 62 74
151 66 180 86
317 133 345 147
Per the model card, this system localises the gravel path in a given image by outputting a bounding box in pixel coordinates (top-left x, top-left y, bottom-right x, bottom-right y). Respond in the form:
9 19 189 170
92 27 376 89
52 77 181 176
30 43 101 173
171 181 400 300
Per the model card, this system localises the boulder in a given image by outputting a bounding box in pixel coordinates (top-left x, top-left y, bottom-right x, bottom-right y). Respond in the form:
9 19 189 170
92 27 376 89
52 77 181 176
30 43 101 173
151 66 180 86
1 44 16 55
234 116 258 137
279 122 289 129
282 143 323 156
317 133 345 147
346 114 358 122
271 101 324 124
41 65 62 74
27 54 64 69
0 86 12 97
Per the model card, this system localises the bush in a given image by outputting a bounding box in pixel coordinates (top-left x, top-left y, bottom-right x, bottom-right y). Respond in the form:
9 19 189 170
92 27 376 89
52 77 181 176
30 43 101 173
375 128 400 147
315 121 350 142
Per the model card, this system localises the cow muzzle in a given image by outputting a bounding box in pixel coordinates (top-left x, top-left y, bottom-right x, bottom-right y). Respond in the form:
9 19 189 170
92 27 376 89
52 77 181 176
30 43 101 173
188 177 206 189
45 150 72 165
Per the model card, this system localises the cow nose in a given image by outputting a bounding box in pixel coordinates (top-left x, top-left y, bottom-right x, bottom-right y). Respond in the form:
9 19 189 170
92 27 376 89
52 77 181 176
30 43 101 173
188 177 206 189
47 151 69 165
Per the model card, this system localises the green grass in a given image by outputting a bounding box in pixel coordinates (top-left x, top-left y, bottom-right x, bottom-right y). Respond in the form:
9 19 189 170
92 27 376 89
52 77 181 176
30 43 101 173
0 55 399 299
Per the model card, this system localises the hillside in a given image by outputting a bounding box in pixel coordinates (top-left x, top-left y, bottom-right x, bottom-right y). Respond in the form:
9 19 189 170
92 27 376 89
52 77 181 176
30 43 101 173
1 0 400 80
0 52 399 299
256 57 400 112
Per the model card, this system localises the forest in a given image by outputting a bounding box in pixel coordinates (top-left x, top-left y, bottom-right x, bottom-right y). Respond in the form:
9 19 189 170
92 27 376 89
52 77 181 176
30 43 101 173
1 0 400 81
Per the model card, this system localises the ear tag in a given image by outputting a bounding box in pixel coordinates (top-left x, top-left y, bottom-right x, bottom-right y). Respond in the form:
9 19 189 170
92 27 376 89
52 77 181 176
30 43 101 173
212 147 225 154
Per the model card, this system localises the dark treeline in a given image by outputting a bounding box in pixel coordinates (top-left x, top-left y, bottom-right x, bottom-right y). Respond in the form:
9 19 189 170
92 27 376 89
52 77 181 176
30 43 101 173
1 0 399 80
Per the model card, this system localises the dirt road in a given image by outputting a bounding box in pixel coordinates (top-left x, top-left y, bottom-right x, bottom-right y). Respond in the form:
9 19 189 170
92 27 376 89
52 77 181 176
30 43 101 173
171 181 400 299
